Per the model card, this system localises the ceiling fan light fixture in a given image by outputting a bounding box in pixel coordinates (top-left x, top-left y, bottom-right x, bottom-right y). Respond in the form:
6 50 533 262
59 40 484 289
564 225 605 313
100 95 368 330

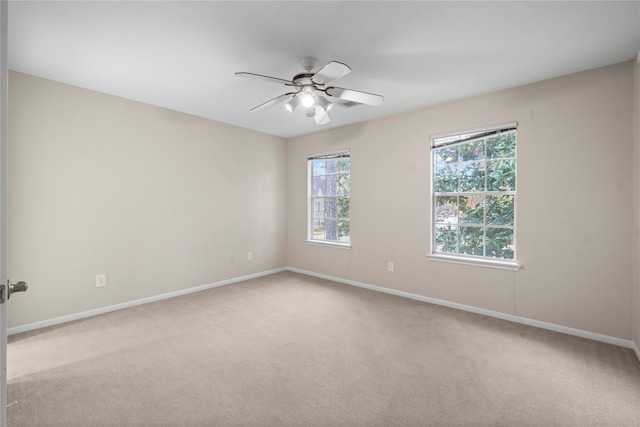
314 105 330 125
285 95 301 113
316 95 332 111
301 91 315 108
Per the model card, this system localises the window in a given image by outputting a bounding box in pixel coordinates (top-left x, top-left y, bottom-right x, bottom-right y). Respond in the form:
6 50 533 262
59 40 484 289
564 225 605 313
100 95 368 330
430 123 519 269
308 150 350 246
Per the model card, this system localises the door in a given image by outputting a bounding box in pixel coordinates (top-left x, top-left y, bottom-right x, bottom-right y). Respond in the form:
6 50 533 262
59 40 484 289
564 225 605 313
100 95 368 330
0 1 29 422
0 0 8 425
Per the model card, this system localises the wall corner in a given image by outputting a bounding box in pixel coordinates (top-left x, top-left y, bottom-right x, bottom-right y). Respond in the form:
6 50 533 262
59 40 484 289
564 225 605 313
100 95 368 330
632 50 640 358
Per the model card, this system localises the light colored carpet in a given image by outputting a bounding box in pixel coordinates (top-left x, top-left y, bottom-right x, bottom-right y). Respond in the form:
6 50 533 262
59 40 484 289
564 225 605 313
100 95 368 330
7 271 640 426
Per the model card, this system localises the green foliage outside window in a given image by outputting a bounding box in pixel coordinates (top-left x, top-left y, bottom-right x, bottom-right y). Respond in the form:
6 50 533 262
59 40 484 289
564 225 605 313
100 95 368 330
433 130 516 260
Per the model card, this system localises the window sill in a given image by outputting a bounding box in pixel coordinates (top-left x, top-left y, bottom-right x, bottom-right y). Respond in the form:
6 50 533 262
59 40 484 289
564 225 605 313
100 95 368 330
427 254 521 271
305 240 351 250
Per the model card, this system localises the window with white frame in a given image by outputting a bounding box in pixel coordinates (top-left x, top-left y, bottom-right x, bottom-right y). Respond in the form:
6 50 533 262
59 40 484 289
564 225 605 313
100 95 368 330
430 123 517 266
308 150 350 245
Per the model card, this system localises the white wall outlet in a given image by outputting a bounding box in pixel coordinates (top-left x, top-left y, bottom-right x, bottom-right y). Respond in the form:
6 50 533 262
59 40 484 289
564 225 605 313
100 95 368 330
387 262 394 272
96 273 107 287
247 251 253 261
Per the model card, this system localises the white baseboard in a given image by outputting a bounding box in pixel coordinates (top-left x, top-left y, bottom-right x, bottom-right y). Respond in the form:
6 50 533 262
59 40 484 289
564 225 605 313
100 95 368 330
10 265 640 365
287 267 637 352
8 267 287 336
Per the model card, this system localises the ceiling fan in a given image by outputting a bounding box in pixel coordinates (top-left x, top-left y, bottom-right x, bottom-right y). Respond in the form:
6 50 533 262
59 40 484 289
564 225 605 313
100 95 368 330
235 57 384 125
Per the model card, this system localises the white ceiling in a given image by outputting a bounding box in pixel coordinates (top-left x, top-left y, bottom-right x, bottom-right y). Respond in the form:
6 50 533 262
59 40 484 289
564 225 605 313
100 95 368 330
8 1 640 139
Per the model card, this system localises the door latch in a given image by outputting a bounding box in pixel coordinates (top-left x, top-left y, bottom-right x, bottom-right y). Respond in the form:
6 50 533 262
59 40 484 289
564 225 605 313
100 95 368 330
0 280 28 304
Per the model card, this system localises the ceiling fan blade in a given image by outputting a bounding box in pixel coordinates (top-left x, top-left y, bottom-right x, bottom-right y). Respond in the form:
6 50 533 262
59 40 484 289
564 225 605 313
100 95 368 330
235 72 293 86
325 86 384 106
250 92 296 112
314 106 330 125
311 61 352 85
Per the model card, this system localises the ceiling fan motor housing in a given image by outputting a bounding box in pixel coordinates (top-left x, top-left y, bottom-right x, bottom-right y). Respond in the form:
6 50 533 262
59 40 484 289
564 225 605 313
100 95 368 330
292 74 317 88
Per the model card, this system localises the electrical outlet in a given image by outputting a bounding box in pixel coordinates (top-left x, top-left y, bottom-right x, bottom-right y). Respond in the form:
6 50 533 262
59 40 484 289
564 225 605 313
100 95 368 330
387 262 394 272
96 273 107 287
247 251 253 261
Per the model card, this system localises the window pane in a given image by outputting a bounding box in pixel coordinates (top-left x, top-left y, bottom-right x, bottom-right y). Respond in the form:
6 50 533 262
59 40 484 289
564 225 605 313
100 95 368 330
487 132 516 159
338 220 350 243
435 164 458 192
338 198 350 219
485 228 514 259
435 225 457 254
309 154 350 244
312 198 325 218
486 195 514 226
435 146 458 164
312 160 326 176
459 195 484 225
459 139 485 162
435 196 457 224
459 226 484 256
312 176 326 197
460 162 485 192
312 219 325 240
325 219 339 241
326 159 340 175
325 173 338 196
338 173 350 197
337 158 350 173
431 128 516 263
487 159 515 191
324 197 338 219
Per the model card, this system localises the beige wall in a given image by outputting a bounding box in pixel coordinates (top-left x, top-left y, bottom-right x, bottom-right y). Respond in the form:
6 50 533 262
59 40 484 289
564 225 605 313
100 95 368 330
287 62 634 340
8 72 287 328
8 61 637 343
633 53 640 350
